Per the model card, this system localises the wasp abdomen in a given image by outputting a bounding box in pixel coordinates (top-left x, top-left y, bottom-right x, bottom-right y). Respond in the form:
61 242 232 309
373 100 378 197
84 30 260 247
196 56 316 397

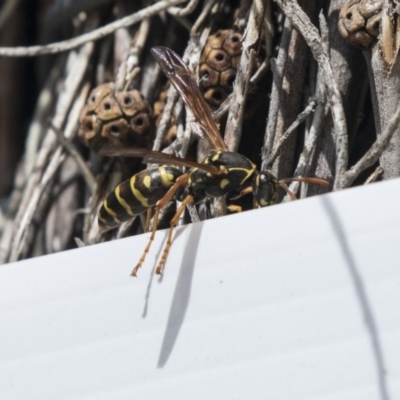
98 166 183 230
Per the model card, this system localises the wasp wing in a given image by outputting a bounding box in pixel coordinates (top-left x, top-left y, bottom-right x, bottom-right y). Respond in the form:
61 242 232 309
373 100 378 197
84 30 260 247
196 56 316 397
99 145 153 158
151 46 228 152
99 144 222 175
143 153 222 174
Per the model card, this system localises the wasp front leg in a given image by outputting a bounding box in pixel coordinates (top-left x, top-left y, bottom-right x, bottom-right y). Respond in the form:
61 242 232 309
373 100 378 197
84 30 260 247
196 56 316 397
228 185 254 211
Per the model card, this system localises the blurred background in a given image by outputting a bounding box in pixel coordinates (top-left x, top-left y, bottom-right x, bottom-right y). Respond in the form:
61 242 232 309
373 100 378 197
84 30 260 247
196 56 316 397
0 0 39 201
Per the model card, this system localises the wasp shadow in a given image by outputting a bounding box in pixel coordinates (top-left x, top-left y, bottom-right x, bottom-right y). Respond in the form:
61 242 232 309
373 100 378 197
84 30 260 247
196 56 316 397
321 196 390 400
157 222 203 367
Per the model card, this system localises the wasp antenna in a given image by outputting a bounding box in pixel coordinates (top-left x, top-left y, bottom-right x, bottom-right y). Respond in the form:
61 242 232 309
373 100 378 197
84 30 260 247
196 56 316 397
278 177 329 187
277 182 297 201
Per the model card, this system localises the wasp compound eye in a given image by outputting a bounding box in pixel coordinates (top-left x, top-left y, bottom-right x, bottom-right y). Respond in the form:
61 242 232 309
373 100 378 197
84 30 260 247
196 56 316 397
252 171 278 207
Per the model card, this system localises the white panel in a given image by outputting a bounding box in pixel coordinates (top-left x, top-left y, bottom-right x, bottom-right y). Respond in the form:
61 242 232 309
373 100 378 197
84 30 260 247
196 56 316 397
0 179 400 400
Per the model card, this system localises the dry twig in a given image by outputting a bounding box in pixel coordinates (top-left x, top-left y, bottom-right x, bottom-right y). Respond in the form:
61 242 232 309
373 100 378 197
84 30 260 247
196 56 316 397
364 166 384 185
261 17 292 167
342 104 400 188
0 0 186 57
7 26 96 262
286 72 328 199
267 99 317 167
50 93 97 193
168 0 200 16
275 0 348 189
225 0 265 151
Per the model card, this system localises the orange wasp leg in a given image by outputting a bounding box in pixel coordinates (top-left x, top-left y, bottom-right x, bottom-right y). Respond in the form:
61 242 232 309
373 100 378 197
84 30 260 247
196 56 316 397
131 173 189 277
156 194 195 276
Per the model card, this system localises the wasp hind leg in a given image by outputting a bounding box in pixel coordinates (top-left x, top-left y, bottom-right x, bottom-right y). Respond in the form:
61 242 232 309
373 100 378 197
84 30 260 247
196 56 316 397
156 194 195 276
131 206 160 277
131 173 189 277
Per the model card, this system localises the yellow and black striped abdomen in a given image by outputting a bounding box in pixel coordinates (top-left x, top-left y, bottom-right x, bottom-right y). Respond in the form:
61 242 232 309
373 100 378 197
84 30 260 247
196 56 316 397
98 166 183 231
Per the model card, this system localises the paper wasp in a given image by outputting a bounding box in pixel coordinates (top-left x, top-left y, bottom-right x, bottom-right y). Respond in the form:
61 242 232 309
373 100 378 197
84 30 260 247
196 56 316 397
98 46 328 277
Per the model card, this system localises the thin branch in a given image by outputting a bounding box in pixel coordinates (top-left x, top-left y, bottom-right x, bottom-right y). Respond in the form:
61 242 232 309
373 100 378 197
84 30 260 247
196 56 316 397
153 84 180 152
212 93 232 122
319 10 330 54
8 30 96 262
0 0 186 57
0 207 4 234
364 166 384 185
187 203 200 223
225 0 265 151
115 18 152 91
24 58 64 177
263 0 274 58
50 123 96 194
285 73 327 200
180 108 193 159
191 0 218 34
275 0 348 189
266 99 317 167
342 105 400 188
262 17 292 166
168 0 199 16
250 57 270 84
0 161 26 264
10 149 67 261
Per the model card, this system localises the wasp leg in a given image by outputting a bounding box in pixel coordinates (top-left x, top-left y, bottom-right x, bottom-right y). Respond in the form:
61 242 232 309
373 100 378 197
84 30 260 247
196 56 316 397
237 186 259 208
227 204 242 213
131 174 189 277
239 186 253 197
156 194 195 276
131 206 161 277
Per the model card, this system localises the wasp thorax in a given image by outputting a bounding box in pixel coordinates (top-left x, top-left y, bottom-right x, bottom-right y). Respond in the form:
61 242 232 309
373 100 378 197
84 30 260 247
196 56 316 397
184 151 256 203
252 171 278 207
79 83 154 151
338 0 382 49
199 30 242 109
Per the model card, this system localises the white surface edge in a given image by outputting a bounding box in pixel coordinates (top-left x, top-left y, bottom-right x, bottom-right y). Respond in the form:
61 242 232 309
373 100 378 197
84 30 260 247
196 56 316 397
0 179 400 400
